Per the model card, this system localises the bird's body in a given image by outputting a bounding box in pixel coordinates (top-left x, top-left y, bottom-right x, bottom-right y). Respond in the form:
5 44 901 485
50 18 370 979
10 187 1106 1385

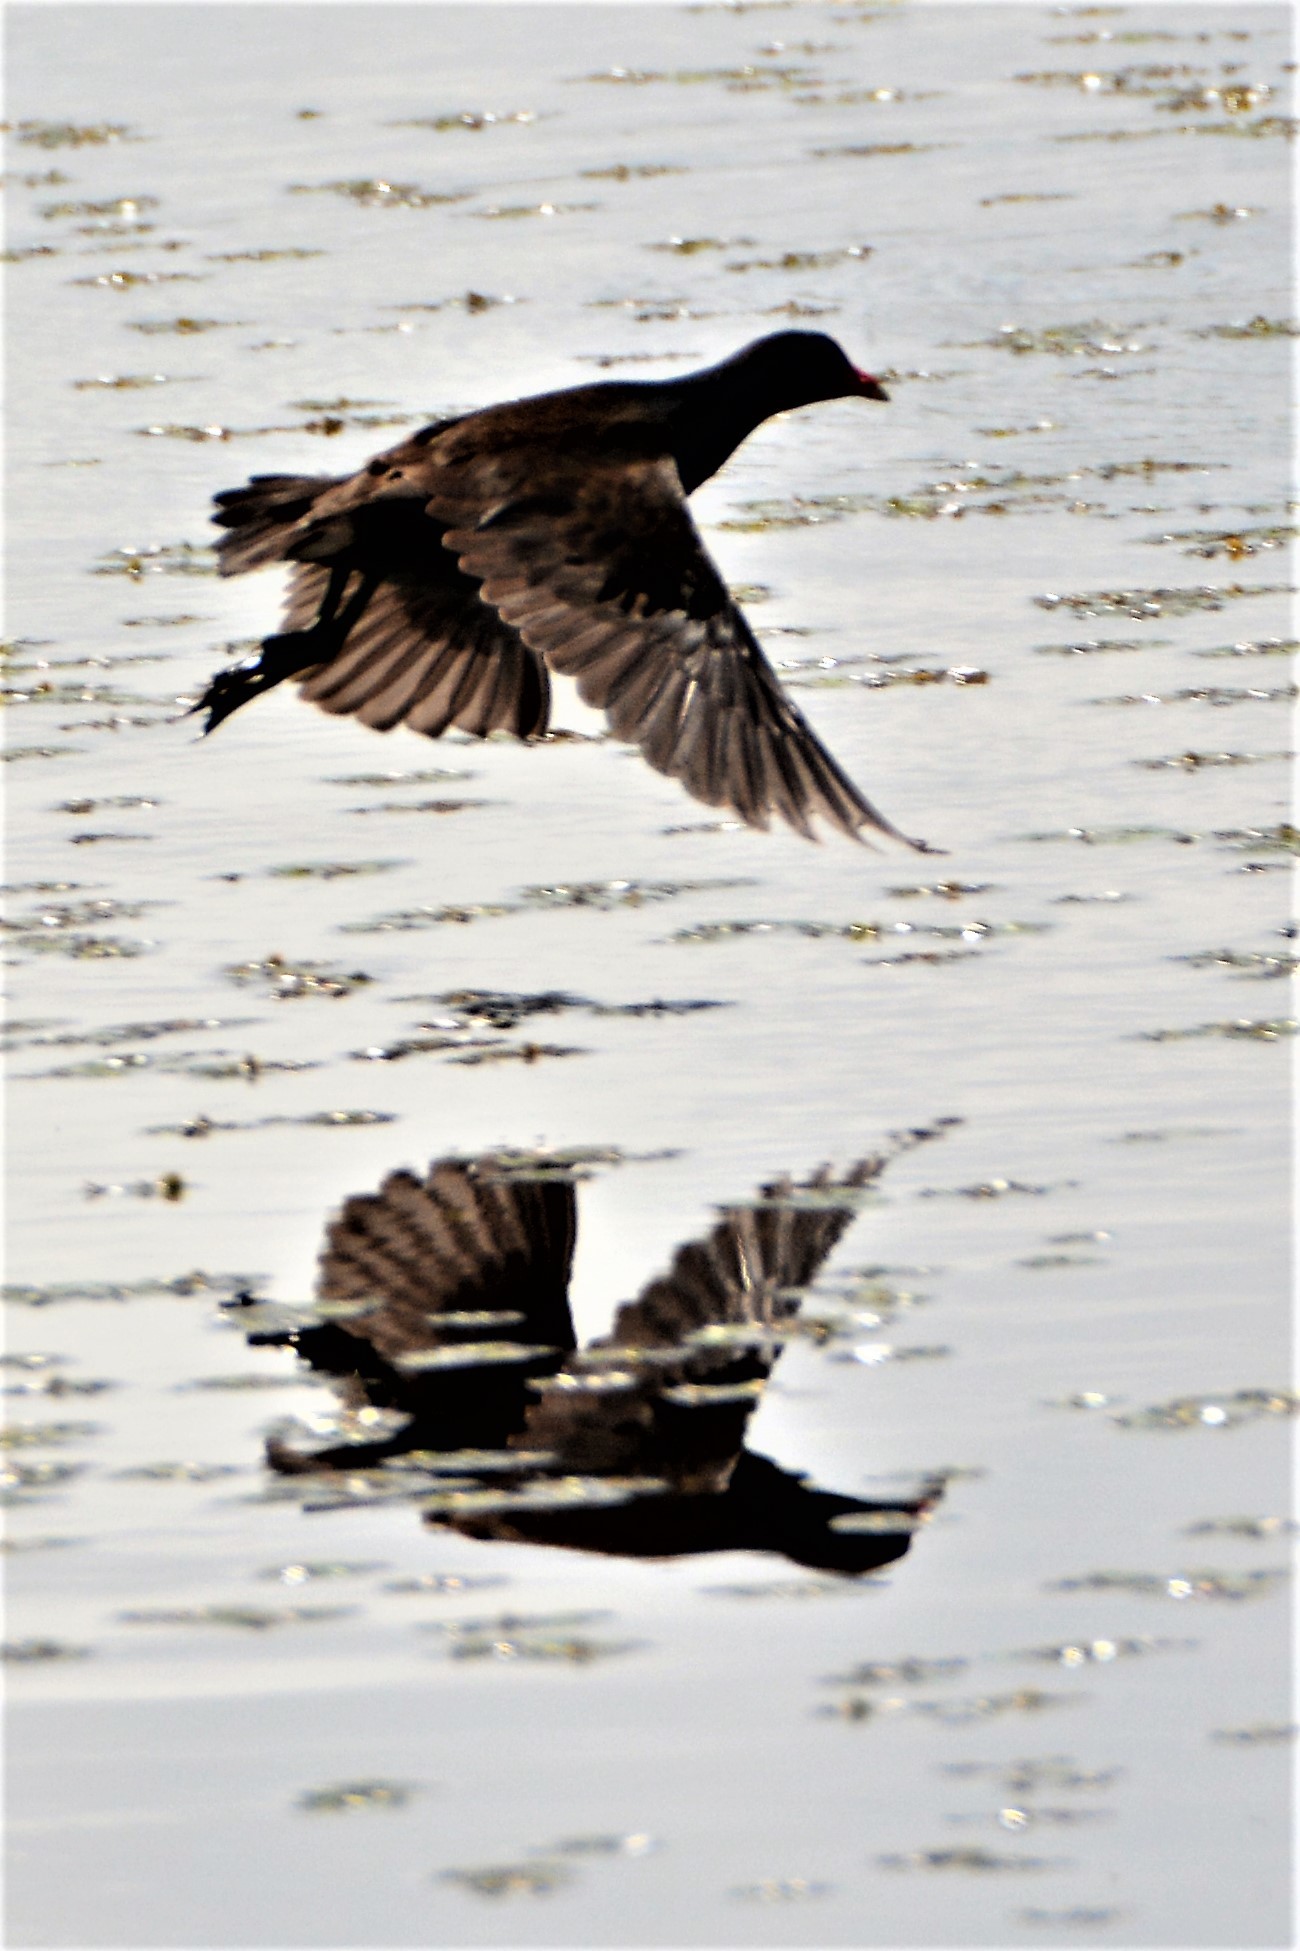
197 331 928 845
244 1140 946 1573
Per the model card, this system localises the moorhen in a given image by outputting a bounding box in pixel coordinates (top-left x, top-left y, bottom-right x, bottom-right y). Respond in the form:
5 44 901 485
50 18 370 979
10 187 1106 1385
195 331 928 844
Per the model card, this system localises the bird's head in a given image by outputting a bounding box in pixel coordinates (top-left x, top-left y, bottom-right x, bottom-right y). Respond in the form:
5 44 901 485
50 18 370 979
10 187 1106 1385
734 330 890 409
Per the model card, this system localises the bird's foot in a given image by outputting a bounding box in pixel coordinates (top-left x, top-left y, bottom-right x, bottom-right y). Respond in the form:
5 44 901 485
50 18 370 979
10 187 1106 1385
188 630 326 734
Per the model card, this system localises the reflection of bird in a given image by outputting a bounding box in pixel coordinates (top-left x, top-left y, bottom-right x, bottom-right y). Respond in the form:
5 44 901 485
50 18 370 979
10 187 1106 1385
194 332 930 846
248 1147 944 1575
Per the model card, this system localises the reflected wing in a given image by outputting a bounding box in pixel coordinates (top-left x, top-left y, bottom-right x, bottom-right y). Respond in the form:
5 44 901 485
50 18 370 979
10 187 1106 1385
425 454 914 843
316 1155 578 1368
516 1158 884 1487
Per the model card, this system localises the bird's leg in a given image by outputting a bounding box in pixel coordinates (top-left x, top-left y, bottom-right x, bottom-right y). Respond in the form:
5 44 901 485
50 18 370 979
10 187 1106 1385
190 564 379 734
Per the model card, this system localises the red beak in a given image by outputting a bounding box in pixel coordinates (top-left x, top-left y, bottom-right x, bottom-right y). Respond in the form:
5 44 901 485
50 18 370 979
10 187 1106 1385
854 368 889 402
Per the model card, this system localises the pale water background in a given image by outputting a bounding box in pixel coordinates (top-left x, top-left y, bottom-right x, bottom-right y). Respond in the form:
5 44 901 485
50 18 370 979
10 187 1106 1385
2 4 1295 1945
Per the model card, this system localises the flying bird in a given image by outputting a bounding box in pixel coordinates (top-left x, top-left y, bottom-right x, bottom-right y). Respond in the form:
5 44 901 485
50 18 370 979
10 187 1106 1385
242 1140 947 1573
194 332 929 845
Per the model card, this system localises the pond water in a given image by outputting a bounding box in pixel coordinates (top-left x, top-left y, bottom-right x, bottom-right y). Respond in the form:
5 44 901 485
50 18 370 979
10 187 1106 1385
2 3 1294 1946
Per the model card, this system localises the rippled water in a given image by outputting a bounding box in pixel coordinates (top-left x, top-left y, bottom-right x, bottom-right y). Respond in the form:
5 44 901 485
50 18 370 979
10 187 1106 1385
3 4 1295 1946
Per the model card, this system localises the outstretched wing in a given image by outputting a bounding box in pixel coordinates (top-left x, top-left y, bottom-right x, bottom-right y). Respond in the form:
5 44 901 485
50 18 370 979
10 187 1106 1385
283 561 550 738
210 463 550 740
424 454 916 844
516 1158 884 1486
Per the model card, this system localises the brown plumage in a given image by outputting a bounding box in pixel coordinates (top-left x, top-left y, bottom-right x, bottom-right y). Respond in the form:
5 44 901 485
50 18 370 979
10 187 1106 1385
195 332 931 846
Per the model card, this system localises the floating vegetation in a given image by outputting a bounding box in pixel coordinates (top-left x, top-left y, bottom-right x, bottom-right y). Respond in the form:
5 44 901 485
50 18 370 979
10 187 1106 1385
53 794 160 815
550 1833 659 1857
785 662 989 688
326 767 472 787
1022 822 1200 845
113 1462 241 1482
668 916 1041 947
298 1779 420 1812
1114 1389 1297 1429
127 317 245 335
974 319 1151 357
350 1032 502 1064
831 1342 951 1365
288 179 468 208
3 677 168 709
92 541 216 579
1177 201 1257 222
1210 1724 1297 1746
824 1656 967 1686
119 1604 355 1629
296 1787 417 1810
2 1638 92 1662
177 1371 300 1392
40 194 159 220
222 953 373 1001
1035 583 1290 618
1139 1018 1296 1043
263 859 410 881
15 120 140 147
2 1458 89 1497
439 1860 573 1898
732 1878 831 1902
473 201 599 219
0 1419 103 1449
942 1757 1121 1794
1183 1515 1297 1540
645 234 746 256
84 1173 186 1202
1049 1569 1287 1601
5 1014 251 1056
1216 822 1300 853
394 987 725 1033
1017 1909 1123 1928
880 1847 1061 1873
812 141 946 157
916 1178 1061 1200
1199 315 1298 339
1176 946 1296 978
575 63 821 90
71 268 206 292
347 797 485 816
2 1366 113 1400
389 109 538 131
725 244 874 272
206 247 325 262
145 1109 397 1139
448 1042 586 1068
442 1627 638 1662
426 1607 638 1663
887 880 995 900
341 876 750 934
1146 521 1296 558
1014 1636 1195 1667
1098 683 1297 707
4 1270 255 1307
0 745 81 763
1037 637 1148 656
1194 636 1297 658
582 162 687 179
1136 749 1291 771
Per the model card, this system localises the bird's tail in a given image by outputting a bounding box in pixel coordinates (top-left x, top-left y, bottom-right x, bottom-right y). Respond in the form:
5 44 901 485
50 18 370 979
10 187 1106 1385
211 472 343 576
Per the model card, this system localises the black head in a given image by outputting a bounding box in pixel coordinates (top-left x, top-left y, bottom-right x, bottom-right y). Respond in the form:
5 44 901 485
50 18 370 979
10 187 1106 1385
727 330 889 409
